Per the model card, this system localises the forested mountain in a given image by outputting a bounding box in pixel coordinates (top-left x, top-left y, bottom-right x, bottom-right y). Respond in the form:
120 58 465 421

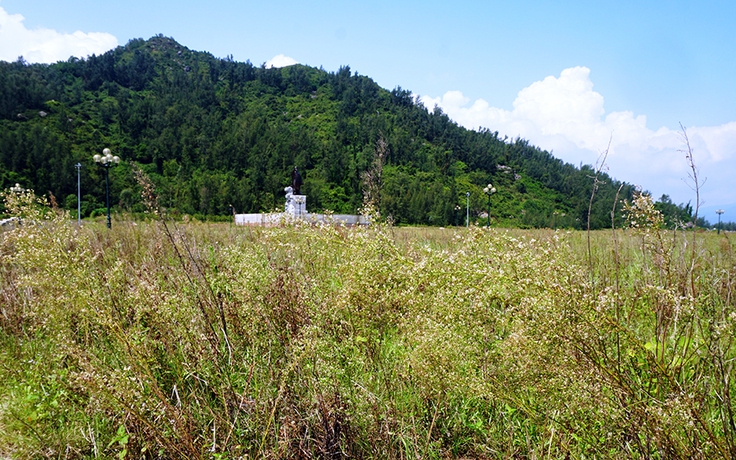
0 35 690 228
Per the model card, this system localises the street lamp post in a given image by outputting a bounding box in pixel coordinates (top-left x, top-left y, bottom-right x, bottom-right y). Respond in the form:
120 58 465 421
716 209 725 234
7 184 27 225
93 148 120 229
466 192 470 228
75 163 82 226
482 184 496 228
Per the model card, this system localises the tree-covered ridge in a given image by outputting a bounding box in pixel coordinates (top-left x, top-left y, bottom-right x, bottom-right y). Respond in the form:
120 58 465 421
0 35 693 227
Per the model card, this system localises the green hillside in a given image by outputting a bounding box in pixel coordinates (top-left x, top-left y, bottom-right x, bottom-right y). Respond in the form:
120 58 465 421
1 35 648 227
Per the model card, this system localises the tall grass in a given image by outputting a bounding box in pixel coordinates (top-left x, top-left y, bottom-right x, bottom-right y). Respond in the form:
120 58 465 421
1 188 735 458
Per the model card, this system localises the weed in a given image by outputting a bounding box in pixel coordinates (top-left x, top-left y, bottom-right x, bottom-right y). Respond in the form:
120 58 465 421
1 185 735 458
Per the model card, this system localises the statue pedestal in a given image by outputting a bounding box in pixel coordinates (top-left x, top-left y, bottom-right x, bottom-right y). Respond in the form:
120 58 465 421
287 195 307 216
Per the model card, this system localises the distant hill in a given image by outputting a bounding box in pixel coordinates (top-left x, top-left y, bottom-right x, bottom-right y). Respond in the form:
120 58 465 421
1 35 649 228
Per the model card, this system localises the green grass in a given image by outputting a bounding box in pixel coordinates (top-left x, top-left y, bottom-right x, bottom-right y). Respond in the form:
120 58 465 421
1 189 735 458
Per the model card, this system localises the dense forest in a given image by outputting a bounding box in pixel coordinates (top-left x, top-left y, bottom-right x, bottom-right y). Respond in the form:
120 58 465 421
0 35 696 228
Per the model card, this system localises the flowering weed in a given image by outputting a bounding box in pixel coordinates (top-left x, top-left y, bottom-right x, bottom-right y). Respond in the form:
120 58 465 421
1 190 735 458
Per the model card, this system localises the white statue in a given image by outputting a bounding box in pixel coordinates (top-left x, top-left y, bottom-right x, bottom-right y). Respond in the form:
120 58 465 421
284 186 295 214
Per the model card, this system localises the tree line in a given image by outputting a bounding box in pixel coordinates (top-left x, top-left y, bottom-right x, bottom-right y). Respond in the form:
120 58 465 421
0 35 698 228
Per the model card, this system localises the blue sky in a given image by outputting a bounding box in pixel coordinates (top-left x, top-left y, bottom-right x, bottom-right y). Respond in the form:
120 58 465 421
2 0 735 222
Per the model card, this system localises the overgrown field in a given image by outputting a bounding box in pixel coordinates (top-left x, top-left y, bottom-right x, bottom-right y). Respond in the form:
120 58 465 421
1 190 735 458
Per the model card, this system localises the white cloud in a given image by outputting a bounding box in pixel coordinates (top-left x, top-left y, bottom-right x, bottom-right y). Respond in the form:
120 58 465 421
421 67 736 209
0 7 118 63
265 54 298 69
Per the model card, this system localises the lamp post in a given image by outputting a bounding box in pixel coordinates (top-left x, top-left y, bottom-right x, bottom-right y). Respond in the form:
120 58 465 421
93 148 120 229
466 192 470 228
9 183 25 194
7 184 26 226
75 163 82 226
716 209 725 234
482 184 496 228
